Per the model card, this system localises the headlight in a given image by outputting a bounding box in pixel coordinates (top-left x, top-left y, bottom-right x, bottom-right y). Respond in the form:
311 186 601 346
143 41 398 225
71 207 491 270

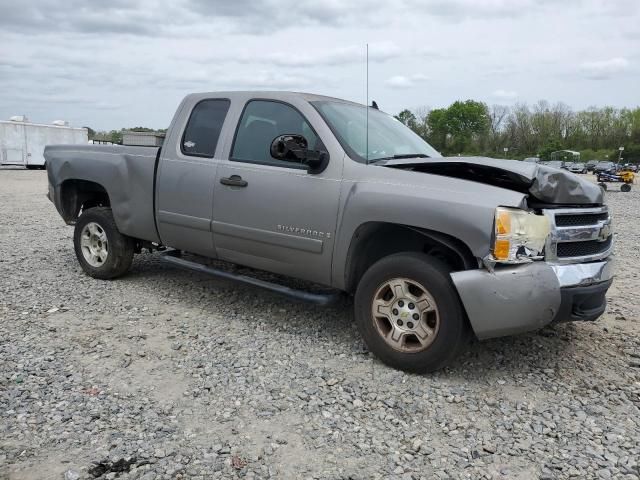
492 207 550 263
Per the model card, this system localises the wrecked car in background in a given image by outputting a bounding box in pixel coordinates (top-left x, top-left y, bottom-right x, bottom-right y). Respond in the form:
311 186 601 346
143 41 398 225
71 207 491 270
44 91 614 373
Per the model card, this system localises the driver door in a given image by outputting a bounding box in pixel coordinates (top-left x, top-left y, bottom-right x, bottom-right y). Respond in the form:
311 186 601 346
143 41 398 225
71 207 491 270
212 99 341 286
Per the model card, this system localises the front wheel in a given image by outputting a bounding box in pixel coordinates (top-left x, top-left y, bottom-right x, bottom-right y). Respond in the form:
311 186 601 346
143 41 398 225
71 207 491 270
621 183 631 192
354 252 469 373
73 207 134 279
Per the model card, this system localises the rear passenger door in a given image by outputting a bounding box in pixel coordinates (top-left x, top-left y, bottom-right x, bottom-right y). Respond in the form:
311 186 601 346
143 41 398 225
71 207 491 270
212 99 342 286
156 98 230 256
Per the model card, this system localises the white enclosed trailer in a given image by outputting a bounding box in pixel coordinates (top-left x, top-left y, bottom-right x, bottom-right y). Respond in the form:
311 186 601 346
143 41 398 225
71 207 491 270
0 117 88 169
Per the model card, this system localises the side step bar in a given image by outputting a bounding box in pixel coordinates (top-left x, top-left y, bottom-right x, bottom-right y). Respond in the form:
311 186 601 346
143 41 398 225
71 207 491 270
160 250 343 306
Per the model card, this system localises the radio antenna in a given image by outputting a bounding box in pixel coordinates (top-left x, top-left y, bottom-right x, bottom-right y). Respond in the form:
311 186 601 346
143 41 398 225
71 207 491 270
366 43 369 164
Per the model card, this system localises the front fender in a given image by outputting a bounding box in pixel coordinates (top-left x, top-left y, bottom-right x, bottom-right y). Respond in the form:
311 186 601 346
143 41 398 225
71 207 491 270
331 162 527 289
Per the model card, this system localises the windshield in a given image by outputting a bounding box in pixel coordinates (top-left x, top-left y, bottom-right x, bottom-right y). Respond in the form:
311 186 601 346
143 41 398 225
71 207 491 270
311 101 441 163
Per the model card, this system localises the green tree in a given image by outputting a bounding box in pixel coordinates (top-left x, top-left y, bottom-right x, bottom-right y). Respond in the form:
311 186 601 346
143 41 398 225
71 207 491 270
395 109 418 129
445 100 489 153
109 130 123 145
539 140 563 160
426 108 449 151
425 100 489 154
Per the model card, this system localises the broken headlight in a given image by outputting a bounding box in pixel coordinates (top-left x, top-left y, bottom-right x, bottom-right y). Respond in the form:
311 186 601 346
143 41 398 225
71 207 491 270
492 207 550 263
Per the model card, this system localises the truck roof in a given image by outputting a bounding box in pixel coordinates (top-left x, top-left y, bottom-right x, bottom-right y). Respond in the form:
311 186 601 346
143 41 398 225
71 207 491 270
185 91 361 106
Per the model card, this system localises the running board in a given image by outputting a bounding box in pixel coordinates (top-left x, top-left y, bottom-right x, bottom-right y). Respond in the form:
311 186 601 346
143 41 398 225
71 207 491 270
160 250 343 306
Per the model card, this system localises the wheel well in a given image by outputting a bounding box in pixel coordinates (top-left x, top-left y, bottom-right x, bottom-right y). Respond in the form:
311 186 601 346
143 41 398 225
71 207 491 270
345 222 477 293
60 179 111 223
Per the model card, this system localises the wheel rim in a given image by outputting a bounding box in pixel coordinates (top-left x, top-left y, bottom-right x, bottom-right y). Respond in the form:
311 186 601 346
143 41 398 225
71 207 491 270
371 277 440 353
80 222 108 267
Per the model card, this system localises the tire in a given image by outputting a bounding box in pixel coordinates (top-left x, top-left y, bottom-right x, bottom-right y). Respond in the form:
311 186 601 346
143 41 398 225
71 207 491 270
354 252 469 373
621 183 631 192
73 207 134 279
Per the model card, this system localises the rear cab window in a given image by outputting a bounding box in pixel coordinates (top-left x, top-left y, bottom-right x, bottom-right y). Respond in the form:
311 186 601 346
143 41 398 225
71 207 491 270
181 99 231 158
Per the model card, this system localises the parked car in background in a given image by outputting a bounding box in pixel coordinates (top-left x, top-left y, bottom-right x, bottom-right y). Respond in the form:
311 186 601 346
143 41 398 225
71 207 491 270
523 157 540 163
594 161 616 173
585 160 598 172
44 91 614 373
567 162 588 174
547 160 565 169
622 163 638 172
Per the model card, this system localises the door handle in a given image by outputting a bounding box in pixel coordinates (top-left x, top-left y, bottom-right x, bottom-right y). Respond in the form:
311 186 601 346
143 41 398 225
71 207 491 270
220 175 248 187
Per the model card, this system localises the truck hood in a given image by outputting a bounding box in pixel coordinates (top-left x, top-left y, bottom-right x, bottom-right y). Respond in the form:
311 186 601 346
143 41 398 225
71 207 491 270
377 156 603 205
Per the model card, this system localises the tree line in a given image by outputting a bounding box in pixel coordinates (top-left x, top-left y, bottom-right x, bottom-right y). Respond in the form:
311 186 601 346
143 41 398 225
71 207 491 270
85 100 640 163
395 101 640 162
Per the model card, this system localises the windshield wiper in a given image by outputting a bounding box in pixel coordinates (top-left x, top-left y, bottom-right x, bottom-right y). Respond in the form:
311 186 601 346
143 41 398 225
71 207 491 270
370 153 429 163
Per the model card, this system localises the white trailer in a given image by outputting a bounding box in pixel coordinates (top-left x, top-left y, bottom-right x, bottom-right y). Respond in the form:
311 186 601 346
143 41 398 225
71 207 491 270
0 117 88 169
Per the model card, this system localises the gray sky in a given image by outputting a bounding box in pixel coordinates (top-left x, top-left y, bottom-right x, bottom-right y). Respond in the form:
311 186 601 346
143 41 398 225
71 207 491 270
1 0 638 130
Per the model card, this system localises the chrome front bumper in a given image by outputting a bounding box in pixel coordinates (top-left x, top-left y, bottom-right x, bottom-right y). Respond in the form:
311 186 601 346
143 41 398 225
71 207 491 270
550 259 614 287
450 257 614 340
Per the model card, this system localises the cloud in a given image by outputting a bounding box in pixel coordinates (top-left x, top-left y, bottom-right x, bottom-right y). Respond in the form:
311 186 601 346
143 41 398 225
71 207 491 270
405 0 575 20
579 57 630 80
265 43 402 68
4 0 559 37
385 74 429 88
0 0 170 36
187 0 390 31
491 89 518 99
0 0 637 130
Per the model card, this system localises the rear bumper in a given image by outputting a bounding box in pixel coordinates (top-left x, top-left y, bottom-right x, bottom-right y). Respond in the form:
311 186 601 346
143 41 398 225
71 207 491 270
450 257 614 340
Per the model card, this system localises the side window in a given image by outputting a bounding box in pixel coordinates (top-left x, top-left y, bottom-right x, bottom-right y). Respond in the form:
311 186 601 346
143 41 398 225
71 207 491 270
231 100 319 167
181 99 230 158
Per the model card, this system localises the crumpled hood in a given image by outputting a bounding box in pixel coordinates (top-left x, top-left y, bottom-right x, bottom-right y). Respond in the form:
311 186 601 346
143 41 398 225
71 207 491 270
377 156 603 205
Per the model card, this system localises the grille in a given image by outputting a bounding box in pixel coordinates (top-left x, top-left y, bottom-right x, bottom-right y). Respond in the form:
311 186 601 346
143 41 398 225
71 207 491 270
557 236 612 258
555 212 609 227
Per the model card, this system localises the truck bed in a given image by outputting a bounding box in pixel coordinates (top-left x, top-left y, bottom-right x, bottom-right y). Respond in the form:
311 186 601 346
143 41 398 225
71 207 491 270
44 144 161 243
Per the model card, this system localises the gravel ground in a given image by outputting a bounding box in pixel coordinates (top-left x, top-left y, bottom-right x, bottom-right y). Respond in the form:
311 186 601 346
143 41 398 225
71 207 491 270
1 168 639 480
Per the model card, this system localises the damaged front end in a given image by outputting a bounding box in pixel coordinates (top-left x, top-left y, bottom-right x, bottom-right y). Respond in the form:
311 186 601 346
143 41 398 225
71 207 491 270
378 156 603 206
377 156 614 339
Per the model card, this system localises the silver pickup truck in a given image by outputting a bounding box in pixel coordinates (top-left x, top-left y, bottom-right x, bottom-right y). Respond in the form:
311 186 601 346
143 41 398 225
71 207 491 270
45 91 613 373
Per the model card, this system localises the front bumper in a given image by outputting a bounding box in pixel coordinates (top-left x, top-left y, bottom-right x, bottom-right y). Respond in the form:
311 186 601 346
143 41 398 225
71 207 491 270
450 257 614 340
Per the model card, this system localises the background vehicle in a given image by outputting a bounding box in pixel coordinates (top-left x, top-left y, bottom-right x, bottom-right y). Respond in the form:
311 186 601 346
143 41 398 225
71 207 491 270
1 116 87 169
44 91 614 373
567 162 587 174
585 160 598 172
594 161 616 173
523 157 540 163
547 160 565 169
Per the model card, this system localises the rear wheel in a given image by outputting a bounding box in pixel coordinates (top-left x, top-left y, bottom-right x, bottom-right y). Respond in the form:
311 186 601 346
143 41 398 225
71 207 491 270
73 207 134 279
621 183 631 192
354 252 469 373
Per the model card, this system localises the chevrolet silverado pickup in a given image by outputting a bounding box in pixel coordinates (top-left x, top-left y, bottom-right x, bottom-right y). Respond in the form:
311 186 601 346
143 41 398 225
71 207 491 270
45 91 614 373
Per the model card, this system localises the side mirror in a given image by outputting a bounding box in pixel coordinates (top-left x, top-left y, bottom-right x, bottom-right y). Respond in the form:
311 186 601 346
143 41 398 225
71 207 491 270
270 134 328 173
